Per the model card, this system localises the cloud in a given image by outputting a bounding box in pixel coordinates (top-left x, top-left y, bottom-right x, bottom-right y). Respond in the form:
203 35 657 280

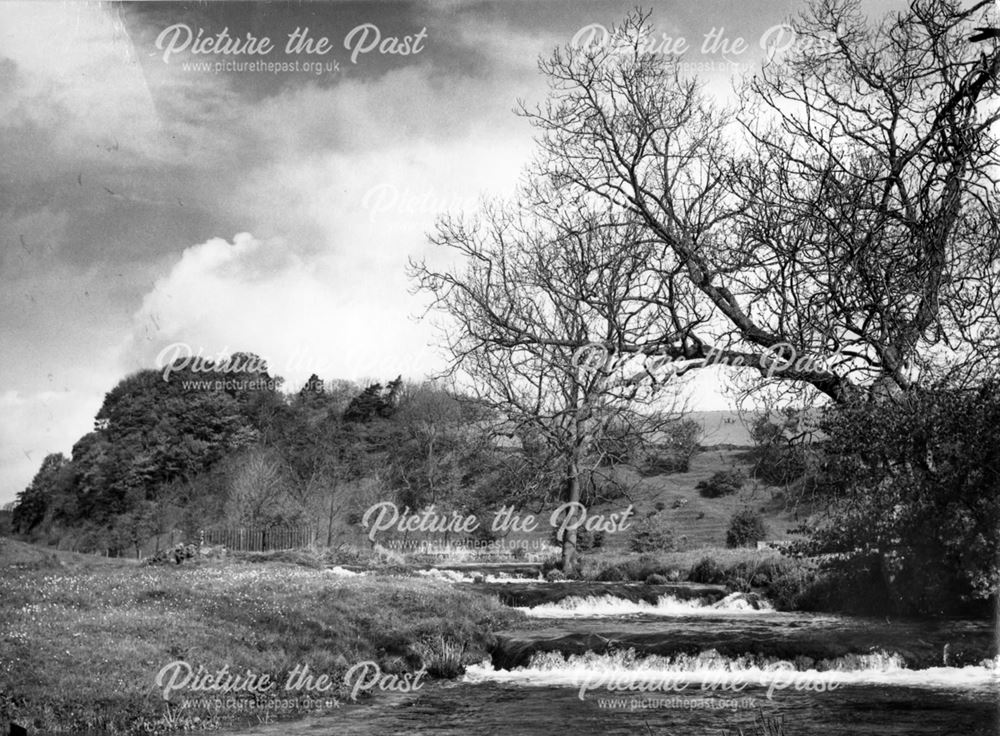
0 388 102 506
0 2 161 161
112 55 534 390
122 233 439 387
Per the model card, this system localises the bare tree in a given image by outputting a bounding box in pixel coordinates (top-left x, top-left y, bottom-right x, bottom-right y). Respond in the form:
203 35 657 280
225 447 292 526
411 204 683 572
521 2 1000 403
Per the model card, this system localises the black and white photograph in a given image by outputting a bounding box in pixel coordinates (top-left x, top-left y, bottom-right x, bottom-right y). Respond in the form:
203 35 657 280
1 1 998 734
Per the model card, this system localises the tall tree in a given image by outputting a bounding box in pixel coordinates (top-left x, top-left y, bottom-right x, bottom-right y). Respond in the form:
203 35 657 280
520 2 1000 402
412 208 683 572
11 453 71 535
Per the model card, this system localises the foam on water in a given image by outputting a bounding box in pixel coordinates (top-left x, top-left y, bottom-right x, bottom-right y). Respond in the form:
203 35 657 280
415 568 543 584
517 591 775 618
464 649 1000 692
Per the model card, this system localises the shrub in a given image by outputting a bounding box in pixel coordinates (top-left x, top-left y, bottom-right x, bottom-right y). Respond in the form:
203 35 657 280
628 513 676 553
696 469 746 498
812 379 1000 616
595 554 670 582
642 419 702 474
408 635 467 677
540 555 562 576
595 564 630 581
688 556 726 584
726 508 767 548
766 559 827 610
645 573 668 585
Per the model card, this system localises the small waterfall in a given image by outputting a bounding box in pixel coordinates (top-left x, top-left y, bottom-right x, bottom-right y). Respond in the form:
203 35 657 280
415 569 543 584
465 648 1000 693
517 591 774 618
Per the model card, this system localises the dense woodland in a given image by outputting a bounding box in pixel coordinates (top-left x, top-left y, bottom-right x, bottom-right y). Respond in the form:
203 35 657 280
8 354 700 557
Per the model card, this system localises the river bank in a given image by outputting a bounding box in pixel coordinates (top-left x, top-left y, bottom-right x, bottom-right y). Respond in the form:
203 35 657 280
0 540 520 734
2 538 996 735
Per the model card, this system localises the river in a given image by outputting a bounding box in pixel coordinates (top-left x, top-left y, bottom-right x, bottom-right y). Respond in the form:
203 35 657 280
229 577 999 735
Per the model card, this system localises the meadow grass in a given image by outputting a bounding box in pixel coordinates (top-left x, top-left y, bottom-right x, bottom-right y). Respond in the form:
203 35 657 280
0 550 520 734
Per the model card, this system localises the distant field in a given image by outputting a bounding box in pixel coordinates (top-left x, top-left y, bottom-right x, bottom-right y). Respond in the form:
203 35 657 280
688 409 754 447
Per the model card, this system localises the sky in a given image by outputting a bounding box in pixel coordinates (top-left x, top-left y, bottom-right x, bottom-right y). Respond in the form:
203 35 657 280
0 0 913 506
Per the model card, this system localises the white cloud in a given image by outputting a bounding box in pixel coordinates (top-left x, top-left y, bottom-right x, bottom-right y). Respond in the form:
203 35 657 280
0 388 101 506
122 232 442 387
0 2 159 159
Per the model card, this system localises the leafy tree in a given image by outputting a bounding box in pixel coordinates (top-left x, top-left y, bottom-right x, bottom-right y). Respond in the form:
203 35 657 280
343 377 403 423
726 508 768 548
386 383 492 509
697 469 746 498
12 357 278 552
812 377 1000 615
12 453 71 534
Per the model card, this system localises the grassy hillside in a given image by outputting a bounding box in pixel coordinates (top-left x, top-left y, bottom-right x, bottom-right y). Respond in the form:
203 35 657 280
595 447 806 550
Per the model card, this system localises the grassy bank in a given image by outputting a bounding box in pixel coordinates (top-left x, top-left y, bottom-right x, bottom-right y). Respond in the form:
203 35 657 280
0 541 520 735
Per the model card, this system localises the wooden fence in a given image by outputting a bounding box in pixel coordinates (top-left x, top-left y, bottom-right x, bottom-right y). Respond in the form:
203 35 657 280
201 525 318 552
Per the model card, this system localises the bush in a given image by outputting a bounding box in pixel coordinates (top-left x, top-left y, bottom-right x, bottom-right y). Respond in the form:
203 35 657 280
642 419 702 474
628 513 676 553
540 555 562 576
726 508 767 548
813 379 1000 616
595 564 631 581
766 559 827 611
408 635 467 677
688 556 726 584
696 469 745 498
595 554 671 582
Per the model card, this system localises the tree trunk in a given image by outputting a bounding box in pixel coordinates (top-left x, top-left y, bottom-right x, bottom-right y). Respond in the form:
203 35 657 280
560 459 581 574
326 489 337 547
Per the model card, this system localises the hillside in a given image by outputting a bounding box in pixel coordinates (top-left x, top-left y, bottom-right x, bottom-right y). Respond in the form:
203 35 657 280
591 447 805 550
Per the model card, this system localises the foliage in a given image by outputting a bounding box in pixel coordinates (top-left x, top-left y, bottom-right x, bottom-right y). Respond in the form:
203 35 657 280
343 377 403 423
748 411 813 486
628 512 676 553
696 469 746 498
643 419 702 474
594 554 674 582
811 379 1000 615
726 508 767 548
688 556 726 584
12 453 72 534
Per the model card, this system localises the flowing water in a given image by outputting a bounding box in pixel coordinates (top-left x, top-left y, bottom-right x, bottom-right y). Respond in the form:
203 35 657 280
229 577 999 736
